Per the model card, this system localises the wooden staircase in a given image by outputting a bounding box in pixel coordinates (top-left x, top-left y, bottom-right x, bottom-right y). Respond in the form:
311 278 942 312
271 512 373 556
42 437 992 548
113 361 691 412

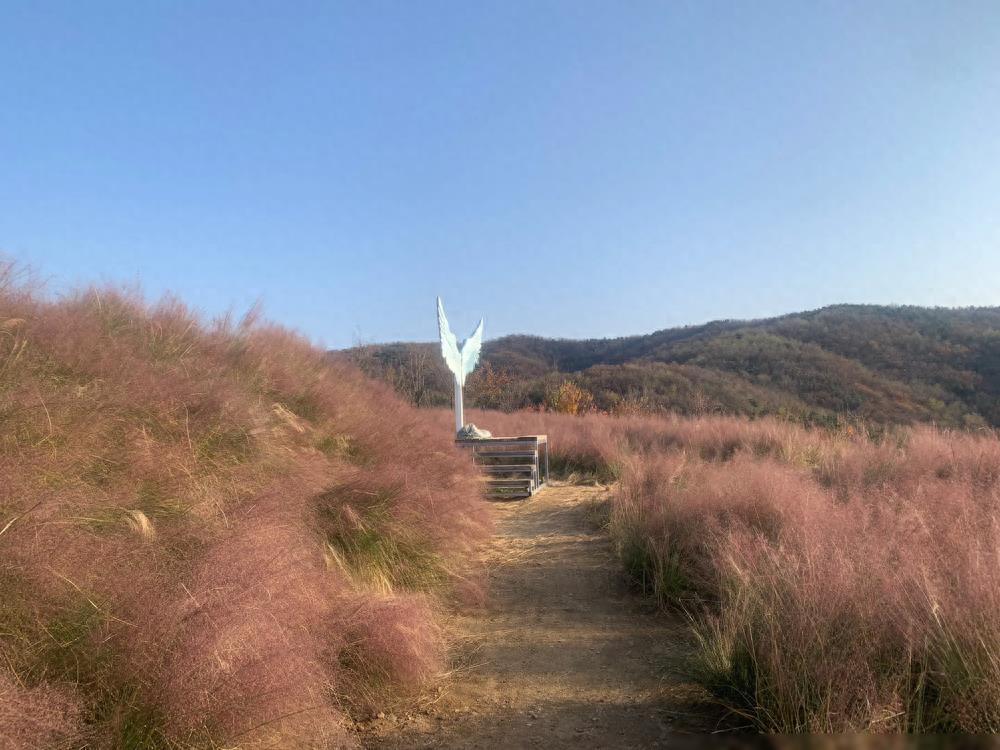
455 435 549 499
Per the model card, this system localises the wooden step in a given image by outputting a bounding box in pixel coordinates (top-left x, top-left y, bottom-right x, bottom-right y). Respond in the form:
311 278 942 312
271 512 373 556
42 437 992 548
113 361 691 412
485 481 534 498
482 465 536 474
457 438 542 448
473 450 537 460
485 478 534 488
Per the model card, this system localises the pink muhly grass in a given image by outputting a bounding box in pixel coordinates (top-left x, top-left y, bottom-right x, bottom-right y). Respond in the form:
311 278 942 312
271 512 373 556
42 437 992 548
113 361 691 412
336 593 445 712
0 263 489 747
0 672 83 750
607 416 1000 731
466 399 1000 732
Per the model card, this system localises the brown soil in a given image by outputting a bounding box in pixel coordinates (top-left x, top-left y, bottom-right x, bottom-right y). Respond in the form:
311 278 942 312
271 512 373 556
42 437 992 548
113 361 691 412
357 481 723 749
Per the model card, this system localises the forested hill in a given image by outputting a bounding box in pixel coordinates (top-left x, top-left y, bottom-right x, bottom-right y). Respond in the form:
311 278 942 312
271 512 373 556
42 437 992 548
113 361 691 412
339 305 1000 428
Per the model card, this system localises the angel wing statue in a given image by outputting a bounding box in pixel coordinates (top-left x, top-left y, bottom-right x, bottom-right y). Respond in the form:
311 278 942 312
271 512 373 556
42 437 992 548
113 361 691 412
437 297 483 434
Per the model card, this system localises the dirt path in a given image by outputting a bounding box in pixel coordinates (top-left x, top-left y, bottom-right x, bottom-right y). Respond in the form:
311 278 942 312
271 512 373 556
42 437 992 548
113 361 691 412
360 482 717 749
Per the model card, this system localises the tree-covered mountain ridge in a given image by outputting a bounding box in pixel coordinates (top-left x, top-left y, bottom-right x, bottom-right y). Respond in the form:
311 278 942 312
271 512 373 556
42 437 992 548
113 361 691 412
341 304 1000 428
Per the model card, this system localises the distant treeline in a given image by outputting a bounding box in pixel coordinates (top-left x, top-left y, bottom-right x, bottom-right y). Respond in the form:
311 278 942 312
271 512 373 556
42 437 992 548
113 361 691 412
336 304 1000 428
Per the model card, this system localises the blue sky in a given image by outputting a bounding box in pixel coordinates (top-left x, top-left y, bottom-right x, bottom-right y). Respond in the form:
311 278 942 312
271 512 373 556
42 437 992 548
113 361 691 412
2 1 999 348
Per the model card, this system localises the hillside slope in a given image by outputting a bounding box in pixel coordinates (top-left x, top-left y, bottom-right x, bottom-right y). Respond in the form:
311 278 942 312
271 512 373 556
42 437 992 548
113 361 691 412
342 305 1000 427
0 264 488 749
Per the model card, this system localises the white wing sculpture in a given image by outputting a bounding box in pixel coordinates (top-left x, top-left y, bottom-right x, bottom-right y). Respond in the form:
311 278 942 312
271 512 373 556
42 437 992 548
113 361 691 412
437 297 484 434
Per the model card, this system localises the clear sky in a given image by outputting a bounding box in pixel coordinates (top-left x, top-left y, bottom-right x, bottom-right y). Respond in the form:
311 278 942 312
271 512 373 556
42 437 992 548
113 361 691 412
2 1 999 348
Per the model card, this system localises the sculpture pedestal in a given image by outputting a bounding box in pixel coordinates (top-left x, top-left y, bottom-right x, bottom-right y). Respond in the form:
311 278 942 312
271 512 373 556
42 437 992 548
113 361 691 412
454 379 464 435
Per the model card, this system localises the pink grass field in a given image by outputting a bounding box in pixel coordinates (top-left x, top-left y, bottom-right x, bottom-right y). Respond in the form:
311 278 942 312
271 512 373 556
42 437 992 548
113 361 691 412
6 252 997 741
0 264 489 748
455 406 1000 732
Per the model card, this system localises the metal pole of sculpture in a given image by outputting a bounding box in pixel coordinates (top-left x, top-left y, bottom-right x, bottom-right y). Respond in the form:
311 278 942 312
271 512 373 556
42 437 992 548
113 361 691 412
436 297 484 436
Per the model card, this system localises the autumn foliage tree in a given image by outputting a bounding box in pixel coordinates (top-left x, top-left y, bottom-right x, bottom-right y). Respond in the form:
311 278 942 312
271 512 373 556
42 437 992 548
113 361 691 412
467 362 520 412
546 380 595 415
